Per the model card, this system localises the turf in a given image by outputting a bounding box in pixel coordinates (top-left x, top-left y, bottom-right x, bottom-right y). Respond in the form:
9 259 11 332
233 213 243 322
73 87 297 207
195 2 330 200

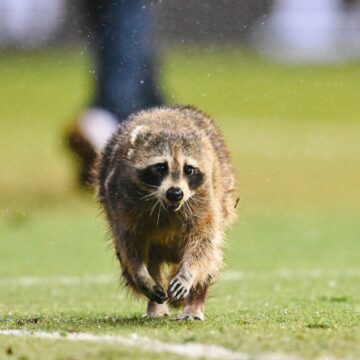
0 47 360 360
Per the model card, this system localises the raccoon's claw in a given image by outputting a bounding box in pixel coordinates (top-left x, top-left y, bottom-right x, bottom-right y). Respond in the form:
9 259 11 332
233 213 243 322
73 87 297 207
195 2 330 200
133 274 167 304
148 284 167 304
176 315 204 321
168 276 191 301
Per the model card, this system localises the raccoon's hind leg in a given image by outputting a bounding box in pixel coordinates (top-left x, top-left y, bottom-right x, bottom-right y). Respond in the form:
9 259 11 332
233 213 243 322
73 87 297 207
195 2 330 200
145 301 170 318
176 285 208 321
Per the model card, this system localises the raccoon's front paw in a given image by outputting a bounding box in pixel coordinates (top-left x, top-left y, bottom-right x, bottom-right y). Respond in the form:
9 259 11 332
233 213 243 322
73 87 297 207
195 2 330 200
168 273 193 301
134 275 167 304
140 284 167 304
148 284 167 304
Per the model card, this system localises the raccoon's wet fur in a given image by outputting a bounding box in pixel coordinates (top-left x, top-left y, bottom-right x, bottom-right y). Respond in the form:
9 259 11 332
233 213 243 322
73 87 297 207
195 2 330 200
96 105 237 320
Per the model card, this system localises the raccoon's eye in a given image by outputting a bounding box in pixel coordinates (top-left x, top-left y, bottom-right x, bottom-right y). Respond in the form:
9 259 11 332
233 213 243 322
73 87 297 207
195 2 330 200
184 165 195 176
153 163 168 175
138 163 167 187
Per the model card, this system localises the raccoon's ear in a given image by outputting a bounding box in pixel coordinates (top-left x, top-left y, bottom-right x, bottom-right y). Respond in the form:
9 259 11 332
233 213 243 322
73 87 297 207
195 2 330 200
129 125 148 146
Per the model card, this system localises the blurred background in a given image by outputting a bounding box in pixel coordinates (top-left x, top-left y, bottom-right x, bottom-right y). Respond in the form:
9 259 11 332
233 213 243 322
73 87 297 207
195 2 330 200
1 0 360 58
1 2 360 356
0 0 360 358
1 0 360 272
1 0 360 200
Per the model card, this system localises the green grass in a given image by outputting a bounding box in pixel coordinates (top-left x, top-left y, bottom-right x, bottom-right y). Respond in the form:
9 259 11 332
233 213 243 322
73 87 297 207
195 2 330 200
1 47 360 359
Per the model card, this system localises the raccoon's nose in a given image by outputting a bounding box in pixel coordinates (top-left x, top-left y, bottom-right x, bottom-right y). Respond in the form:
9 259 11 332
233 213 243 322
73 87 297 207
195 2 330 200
166 187 184 202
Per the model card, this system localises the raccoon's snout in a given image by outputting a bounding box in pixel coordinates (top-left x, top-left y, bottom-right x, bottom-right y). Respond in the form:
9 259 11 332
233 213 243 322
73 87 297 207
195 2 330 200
166 187 184 202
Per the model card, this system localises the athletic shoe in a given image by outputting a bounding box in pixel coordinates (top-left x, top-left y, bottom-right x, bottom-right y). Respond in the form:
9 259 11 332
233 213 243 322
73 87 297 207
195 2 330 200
67 108 118 187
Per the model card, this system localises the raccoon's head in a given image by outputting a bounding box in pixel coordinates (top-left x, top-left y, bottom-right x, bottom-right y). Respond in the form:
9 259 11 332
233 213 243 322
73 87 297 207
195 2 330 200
127 125 208 212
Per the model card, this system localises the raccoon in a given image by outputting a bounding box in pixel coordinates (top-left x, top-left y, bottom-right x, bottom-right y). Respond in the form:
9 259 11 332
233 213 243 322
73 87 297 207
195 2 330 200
96 105 237 320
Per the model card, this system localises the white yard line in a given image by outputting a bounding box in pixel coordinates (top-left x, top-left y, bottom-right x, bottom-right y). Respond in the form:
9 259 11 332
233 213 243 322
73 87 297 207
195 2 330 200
0 329 303 360
0 269 360 287
221 268 360 280
0 274 114 287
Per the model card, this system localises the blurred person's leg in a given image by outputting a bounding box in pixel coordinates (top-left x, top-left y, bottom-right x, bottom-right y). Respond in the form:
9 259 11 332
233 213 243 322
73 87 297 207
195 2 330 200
68 0 163 187
88 0 163 120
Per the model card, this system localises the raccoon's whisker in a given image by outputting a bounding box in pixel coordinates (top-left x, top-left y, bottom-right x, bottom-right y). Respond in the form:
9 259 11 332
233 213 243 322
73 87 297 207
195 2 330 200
184 201 193 218
189 203 200 217
150 199 160 217
190 195 206 205
156 204 161 226
175 210 181 221
188 198 199 207
143 183 158 189
185 200 201 220
194 193 206 200
144 196 157 202
187 198 196 209
139 190 158 201
189 196 206 209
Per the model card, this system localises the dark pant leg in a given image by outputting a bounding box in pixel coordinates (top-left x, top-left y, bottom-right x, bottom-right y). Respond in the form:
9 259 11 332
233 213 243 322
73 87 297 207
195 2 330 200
84 0 163 121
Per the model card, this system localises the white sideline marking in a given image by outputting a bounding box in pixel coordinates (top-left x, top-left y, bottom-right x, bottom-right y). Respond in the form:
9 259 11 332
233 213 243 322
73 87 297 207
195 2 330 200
1 269 360 287
0 329 303 360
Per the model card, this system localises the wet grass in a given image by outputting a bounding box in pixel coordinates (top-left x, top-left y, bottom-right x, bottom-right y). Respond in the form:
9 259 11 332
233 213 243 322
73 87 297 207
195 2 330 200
0 47 360 359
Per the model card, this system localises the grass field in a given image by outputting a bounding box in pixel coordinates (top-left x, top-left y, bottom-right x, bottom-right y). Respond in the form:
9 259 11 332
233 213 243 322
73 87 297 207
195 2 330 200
0 47 360 359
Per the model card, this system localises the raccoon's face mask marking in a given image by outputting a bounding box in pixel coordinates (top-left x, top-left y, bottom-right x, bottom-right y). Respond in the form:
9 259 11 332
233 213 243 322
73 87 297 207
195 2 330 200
138 162 168 188
183 164 204 190
130 129 206 213
137 157 205 213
